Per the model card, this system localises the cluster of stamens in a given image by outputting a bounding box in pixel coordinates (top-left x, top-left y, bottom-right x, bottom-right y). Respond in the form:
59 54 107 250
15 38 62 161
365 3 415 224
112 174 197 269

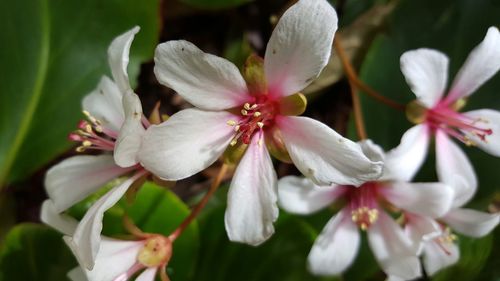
427 107 492 146
435 227 458 255
226 101 276 146
406 100 493 146
68 111 117 152
351 207 379 230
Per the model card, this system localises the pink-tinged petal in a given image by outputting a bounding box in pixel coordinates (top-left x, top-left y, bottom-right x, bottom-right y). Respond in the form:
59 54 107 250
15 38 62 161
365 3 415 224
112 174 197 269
66 175 139 270
277 116 383 186
386 275 405 281
442 208 499 238
368 212 422 280
40 200 78 236
108 26 139 93
114 93 146 167
44 155 131 212
135 267 158 281
463 109 500 157
447 27 500 102
307 210 360 276
264 0 337 97
82 76 124 132
422 240 459 276
154 40 248 111
67 267 87 281
75 238 144 281
383 125 430 182
383 182 453 218
404 214 441 255
139 109 235 180
435 130 477 208
400 49 449 107
277 176 343 215
225 134 278 246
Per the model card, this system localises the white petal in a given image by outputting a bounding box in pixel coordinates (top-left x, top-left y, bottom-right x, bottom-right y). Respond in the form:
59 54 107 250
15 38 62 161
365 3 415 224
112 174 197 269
225 134 278 246
383 182 453 218
79 238 144 281
114 92 146 167
67 267 88 281
40 200 78 236
136 267 158 281
422 240 459 276
463 109 500 156
44 155 130 212
400 49 449 107
154 40 248 111
108 26 140 93
277 176 342 215
82 76 125 132
383 125 430 182
139 108 235 180
358 139 385 163
443 208 499 238
448 27 500 102
66 176 136 269
435 130 477 208
307 210 360 276
278 116 383 186
368 212 422 280
404 214 441 255
264 0 338 97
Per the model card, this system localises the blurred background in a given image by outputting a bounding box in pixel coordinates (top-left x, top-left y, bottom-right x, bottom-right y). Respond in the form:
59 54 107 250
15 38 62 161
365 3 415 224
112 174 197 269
0 0 499 280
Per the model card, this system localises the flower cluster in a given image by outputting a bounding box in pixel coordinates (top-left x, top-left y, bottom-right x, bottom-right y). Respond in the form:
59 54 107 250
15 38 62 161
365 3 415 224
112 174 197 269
40 0 499 280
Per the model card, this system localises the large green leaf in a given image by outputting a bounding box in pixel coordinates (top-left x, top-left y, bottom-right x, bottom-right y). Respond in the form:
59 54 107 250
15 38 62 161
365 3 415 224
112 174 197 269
357 0 500 201
190 185 340 281
0 224 77 281
0 0 160 187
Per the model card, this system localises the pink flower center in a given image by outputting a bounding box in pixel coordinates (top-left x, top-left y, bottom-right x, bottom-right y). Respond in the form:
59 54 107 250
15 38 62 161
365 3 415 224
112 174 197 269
227 96 278 146
346 182 380 230
68 111 118 152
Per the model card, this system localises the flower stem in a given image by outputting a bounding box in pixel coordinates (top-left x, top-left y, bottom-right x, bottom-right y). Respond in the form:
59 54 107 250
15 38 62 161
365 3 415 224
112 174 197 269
168 163 229 241
334 35 406 112
334 37 367 140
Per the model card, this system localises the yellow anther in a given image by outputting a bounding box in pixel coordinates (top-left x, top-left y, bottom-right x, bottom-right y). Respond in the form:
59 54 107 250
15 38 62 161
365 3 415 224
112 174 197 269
244 103 251 110
253 111 261 117
76 146 86 153
230 139 238 146
241 109 248 116
82 110 91 117
82 140 92 147
94 125 103 133
234 125 240 132
227 120 237 126
258 138 263 147
257 122 264 128
250 104 258 109
85 124 93 133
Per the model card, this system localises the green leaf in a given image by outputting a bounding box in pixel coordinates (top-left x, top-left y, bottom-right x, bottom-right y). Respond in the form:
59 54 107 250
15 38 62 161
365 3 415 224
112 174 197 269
0 224 76 281
179 0 251 10
191 188 340 281
357 0 500 201
0 0 160 187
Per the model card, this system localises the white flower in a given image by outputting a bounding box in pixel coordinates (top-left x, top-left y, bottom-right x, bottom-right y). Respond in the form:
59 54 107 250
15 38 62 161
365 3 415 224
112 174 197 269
44 26 151 270
405 180 499 276
277 140 454 280
140 0 383 246
41 200 173 281
393 26 500 202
